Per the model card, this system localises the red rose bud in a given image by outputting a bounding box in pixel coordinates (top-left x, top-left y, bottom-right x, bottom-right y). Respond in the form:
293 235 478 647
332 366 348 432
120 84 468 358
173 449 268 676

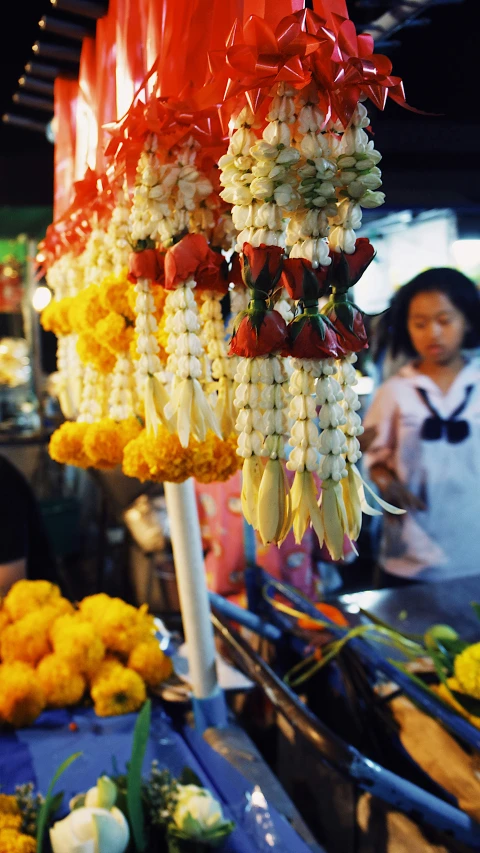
128 248 164 284
289 315 339 359
241 243 284 293
229 309 288 358
329 238 375 288
164 233 223 290
281 258 329 302
323 301 368 354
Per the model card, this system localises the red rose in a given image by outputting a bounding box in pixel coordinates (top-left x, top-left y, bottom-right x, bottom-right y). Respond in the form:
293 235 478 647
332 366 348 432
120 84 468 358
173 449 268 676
164 233 225 291
241 243 284 292
128 249 164 284
328 307 368 354
323 300 368 354
229 310 288 358
196 250 228 294
289 317 339 359
329 238 375 288
280 258 329 301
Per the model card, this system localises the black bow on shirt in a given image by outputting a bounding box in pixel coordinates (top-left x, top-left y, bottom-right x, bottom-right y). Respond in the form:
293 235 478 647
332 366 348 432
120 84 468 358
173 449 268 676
416 385 474 444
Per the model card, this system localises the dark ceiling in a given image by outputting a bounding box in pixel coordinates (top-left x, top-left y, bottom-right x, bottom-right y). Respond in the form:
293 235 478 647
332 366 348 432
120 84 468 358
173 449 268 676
0 0 478 211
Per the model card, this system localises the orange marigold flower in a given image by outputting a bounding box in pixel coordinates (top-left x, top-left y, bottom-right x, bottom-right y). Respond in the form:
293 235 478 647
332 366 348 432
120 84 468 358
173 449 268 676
0 662 45 727
83 417 142 470
95 598 153 656
0 795 20 815
141 429 194 484
122 432 153 482
128 640 173 687
0 828 36 852
192 432 242 484
95 313 134 355
99 272 134 320
69 286 109 333
3 579 62 621
49 422 90 468
0 608 57 665
76 331 116 374
91 665 146 717
50 614 105 677
37 654 86 707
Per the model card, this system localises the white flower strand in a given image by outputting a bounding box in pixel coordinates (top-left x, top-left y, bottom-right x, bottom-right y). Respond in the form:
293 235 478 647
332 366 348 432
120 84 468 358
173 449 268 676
199 292 236 437
105 186 131 275
234 356 265 530
317 359 347 482
109 355 136 421
286 97 336 267
285 360 324 543
163 280 221 447
133 277 168 435
328 104 384 253
77 364 106 423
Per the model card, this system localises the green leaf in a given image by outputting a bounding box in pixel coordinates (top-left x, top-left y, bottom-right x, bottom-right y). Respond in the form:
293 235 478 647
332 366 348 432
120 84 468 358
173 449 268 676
359 608 423 644
127 699 151 852
36 752 81 853
471 602 480 622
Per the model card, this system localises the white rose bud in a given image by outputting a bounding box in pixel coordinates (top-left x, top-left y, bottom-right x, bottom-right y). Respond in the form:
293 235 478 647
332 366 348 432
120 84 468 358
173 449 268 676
300 134 321 159
250 140 278 161
360 190 385 209
263 121 291 147
250 177 274 200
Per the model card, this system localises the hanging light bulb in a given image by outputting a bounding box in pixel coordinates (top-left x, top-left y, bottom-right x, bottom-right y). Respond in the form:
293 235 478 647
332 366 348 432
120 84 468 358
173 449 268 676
32 285 52 312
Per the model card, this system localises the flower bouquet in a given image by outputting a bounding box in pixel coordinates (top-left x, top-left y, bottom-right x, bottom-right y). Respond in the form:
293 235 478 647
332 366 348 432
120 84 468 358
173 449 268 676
0 581 173 728
4 702 235 853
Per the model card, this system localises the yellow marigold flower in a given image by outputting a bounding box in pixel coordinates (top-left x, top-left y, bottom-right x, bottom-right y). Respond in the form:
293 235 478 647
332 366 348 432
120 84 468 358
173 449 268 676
91 665 146 717
0 815 22 832
192 433 242 484
129 334 140 362
0 608 58 666
50 614 105 677
0 609 10 633
76 331 116 374
122 432 152 482
41 297 73 337
88 655 124 686
0 828 36 853
49 422 91 468
83 419 125 470
0 662 45 727
37 654 86 708
95 313 134 355
77 593 112 623
83 418 142 470
454 643 480 699
141 429 194 484
99 272 134 320
97 598 153 656
69 286 108 333
0 795 20 816
3 580 62 621
128 641 173 687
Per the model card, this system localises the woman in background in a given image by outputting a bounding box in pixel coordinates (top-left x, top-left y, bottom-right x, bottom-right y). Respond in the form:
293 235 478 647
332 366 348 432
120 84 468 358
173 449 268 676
364 268 480 584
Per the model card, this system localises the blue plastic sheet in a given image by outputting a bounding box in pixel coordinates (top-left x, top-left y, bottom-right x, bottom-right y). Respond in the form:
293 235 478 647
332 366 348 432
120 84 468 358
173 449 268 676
0 703 312 853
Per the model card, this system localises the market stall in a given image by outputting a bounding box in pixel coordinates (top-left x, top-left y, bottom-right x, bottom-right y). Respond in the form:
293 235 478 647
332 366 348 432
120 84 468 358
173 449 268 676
2 0 475 850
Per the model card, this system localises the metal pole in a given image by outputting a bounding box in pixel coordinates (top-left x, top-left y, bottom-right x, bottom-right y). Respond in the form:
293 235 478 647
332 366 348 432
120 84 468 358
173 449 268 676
164 478 227 730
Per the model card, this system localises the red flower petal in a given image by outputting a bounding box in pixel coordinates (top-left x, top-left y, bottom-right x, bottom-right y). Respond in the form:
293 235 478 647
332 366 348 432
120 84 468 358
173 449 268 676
127 249 164 284
229 310 287 357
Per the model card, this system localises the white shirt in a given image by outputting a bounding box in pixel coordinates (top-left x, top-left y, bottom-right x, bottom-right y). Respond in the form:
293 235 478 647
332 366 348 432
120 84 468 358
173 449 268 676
364 359 480 581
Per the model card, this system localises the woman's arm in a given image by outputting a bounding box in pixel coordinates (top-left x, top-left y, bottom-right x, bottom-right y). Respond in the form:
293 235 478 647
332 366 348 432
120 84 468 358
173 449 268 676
364 383 425 511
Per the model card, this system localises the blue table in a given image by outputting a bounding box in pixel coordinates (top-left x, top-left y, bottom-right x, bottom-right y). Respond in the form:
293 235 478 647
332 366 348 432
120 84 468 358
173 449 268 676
0 703 312 853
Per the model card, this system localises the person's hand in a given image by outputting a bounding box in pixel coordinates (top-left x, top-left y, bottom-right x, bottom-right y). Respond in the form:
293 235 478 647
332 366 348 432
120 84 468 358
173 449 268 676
358 426 377 453
370 465 425 512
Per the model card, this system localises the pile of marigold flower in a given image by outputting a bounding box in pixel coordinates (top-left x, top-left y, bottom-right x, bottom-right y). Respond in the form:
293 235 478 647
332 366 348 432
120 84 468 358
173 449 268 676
0 581 173 728
0 793 37 853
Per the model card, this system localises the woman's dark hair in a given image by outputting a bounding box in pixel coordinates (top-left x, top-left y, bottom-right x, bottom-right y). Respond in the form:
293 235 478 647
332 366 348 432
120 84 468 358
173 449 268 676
389 268 480 358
